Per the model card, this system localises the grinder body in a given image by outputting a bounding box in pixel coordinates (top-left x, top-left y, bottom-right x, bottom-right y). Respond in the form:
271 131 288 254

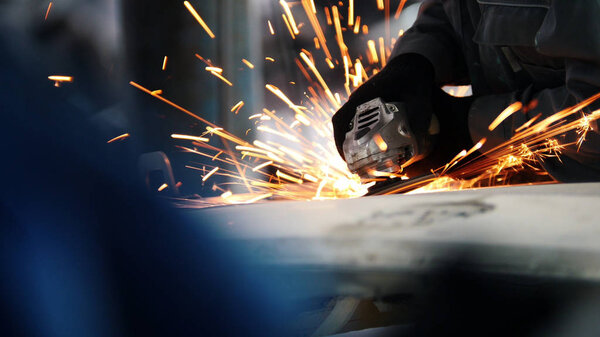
342 98 437 179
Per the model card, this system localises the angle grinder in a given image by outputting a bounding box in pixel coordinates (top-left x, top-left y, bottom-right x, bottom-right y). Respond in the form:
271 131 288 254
342 97 439 183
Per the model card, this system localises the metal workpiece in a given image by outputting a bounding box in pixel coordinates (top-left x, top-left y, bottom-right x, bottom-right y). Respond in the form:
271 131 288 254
191 183 600 298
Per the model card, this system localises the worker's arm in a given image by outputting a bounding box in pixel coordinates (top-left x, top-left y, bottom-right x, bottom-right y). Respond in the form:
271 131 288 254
468 2 600 182
391 0 469 85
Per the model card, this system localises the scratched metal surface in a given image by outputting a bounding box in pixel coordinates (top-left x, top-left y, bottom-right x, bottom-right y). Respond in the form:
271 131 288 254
185 183 600 297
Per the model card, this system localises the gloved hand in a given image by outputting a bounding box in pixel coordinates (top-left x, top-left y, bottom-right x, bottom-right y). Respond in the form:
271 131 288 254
332 53 435 161
403 88 474 178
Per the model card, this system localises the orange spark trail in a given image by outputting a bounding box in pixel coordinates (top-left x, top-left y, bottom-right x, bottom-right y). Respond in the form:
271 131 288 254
171 134 209 142
202 167 219 182
107 133 130 144
183 1 216 38
231 101 245 114
45 2 53 20
162 56 168 70
242 59 255 69
488 101 523 131
394 0 408 19
267 20 275 35
48 75 73 87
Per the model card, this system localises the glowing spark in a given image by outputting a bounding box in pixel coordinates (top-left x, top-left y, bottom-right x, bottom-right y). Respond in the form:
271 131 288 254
324 6 332 25
267 20 275 35
279 0 300 35
488 101 523 131
377 0 385 10
303 173 319 183
158 183 168 192
210 71 233 86
162 56 168 71
242 59 255 69
171 134 209 142
252 161 273 172
202 167 219 182
48 75 73 87
276 170 303 184
205 66 223 73
107 133 130 144
379 37 387 67
183 1 215 39
281 14 296 39
45 2 53 20
231 101 245 114
515 113 542 133
367 40 379 64
348 0 354 26
353 16 361 34
265 57 275 62
221 191 232 198
394 0 408 19
325 58 335 69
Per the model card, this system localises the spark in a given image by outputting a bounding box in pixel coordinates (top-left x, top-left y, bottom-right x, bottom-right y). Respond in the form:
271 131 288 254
488 101 523 131
348 0 354 26
279 0 300 35
221 191 233 198
231 101 245 114
45 2 53 20
252 161 273 172
107 133 130 144
353 16 361 34
367 40 379 64
394 0 408 19
183 1 215 39
48 75 73 87
265 57 275 62
158 183 169 192
267 20 275 35
281 14 296 39
202 167 219 182
209 70 233 86
162 56 168 70
242 59 255 69
171 134 209 142
276 170 303 184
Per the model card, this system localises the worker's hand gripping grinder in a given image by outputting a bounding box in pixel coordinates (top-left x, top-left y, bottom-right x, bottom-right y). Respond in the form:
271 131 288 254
332 54 440 181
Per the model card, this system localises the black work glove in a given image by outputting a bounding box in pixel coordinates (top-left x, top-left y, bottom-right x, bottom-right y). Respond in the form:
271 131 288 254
332 53 435 161
403 89 474 178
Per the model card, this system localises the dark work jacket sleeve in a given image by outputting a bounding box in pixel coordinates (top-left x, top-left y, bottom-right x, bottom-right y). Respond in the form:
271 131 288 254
469 1 600 181
391 0 468 85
